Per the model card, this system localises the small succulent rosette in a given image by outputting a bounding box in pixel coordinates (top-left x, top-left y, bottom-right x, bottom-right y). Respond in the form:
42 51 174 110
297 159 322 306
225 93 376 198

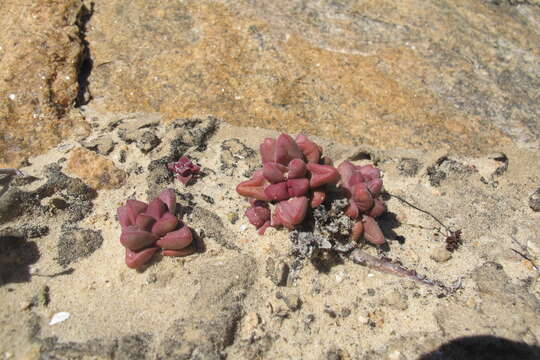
167 156 201 185
236 133 386 245
117 189 194 268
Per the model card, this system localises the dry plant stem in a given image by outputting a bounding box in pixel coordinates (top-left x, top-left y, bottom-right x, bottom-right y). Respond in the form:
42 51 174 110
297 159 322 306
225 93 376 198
350 249 457 291
387 192 450 233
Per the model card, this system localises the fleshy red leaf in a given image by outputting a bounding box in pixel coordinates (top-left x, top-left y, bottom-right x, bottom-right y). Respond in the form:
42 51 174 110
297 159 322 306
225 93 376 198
368 198 386 218
162 247 196 257
262 162 288 183
366 178 383 197
287 158 307 179
135 213 156 232
274 134 303 165
146 198 167 220
295 134 321 163
117 205 133 228
260 138 276 164
236 170 270 201
363 215 385 244
350 220 364 242
151 212 179 237
156 227 193 250
306 163 340 188
359 165 381 181
125 247 159 269
351 183 374 212
120 226 158 251
271 196 308 229
245 206 271 228
264 182 290 201
311 189 326 208
158 188 176 213
286 178 309 197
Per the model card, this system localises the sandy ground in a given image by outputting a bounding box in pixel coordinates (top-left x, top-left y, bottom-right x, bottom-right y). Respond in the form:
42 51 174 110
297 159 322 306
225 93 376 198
0 110 539 359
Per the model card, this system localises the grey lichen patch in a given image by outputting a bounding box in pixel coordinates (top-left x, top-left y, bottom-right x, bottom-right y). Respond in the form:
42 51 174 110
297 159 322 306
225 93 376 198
136 131 161 153
426 156 475 186
289 198 354 276
169 116 218 152
397 157 421 177
0 188 38 224
57 228 103 267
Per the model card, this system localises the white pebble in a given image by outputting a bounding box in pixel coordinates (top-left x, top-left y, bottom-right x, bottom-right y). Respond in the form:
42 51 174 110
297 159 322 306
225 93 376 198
8 94 16 100
49 312 70 325
239 224 248 231
367 273 374 277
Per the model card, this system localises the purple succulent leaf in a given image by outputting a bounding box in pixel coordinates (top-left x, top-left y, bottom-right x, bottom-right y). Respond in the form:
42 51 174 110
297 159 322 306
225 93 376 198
135 213 156 232
257 221 271 235
362 215 385 245
295 134 321 163
162 248 195 257
156 227 193 250
310 188 326 208
151 212 179 237
274 134 303 165
287 158 307 179
271 196 308 229
126 200 148 216
306 163 340 188
236 170 270 201
286 178 309 197
359 165 381 181
350 220 364 242
337 161 354 189
158 188 176 213
260 138 276 164
125 247 159 269
117 205 133 228
245 206 271 228
344 201 359 219
264 181 290 201
146 198 167 220
368 198 386 218
351 183 374 212
120 226 158 251
262 162 288 183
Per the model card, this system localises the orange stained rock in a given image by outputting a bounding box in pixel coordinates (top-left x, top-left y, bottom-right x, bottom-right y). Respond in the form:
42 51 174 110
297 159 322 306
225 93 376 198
66 148 126 190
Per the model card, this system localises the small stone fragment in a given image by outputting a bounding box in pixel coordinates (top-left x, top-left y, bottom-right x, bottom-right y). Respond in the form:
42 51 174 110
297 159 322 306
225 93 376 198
430 247 452 263
385 289 408 310
67 148 126 190
82 135 114 155
529 188 540 212
49 312 70 325
282 294 301 311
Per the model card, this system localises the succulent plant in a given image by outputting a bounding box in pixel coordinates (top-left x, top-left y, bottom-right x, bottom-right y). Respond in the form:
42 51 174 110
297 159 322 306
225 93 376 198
168 156 201 185
117 188 194 268
236 133 386 246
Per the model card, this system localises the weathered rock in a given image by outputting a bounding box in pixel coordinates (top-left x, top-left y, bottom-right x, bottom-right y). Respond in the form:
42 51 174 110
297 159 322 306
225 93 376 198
81 135 114 155
85 0 539 154
136 131 160 153
66 148 126 190
0 1 91 167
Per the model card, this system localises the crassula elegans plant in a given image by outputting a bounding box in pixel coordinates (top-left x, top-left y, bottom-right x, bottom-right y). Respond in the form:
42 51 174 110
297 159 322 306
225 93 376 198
117 188 194 268
236 133 386 246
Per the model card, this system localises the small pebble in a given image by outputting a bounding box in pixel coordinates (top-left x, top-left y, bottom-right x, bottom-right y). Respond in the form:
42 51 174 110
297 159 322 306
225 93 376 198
239 224 247 231
529 188 540 212
430 247 452 263
49 312 70 325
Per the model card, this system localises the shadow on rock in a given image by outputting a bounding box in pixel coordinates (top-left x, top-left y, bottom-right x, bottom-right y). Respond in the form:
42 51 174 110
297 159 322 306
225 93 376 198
419 335 540 360
0 235 39 285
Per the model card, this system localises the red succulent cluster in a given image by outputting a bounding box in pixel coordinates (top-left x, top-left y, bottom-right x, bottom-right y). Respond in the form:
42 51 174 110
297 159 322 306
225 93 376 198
236 133 386 245
117 189 194 268
168 156 201 185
